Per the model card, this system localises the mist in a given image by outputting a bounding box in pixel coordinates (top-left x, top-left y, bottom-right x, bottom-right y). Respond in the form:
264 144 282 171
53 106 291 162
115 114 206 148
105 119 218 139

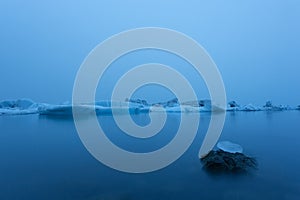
1 0 299 106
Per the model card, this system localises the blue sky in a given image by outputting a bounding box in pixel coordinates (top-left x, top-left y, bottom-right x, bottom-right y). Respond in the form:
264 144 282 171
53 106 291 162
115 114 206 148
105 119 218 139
0 0 299 105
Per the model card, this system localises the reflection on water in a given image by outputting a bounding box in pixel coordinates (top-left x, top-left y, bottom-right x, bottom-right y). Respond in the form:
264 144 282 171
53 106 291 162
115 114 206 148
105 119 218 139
0 111 300 199
99 113 181 153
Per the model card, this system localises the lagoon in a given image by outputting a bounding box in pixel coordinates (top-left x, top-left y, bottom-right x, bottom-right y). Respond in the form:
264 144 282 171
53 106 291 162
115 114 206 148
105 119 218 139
0 111 300 199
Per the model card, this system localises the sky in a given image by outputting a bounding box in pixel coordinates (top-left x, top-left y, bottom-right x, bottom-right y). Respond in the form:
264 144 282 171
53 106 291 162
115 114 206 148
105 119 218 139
0 0 300 105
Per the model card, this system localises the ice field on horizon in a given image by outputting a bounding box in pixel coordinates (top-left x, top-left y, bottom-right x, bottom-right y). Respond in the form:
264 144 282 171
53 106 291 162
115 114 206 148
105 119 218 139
0 98 299 116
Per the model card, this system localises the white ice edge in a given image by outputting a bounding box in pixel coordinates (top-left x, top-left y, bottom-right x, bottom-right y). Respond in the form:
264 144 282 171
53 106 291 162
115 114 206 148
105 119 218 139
217 141 243 153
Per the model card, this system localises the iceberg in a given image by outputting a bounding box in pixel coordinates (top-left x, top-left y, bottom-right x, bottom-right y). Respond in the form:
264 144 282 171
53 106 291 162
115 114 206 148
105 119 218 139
163 105 201 113
125 98 149 106
39 104 95 116
0 98 299 116
96 106 142 115
0 98 35 109
239 104 262 111
96 101 146 115
227 100 240 111
39 104 143 116
154 98 179 107
0 99 40 115
228 100 240 108
262 101 292 111
182 99 211 109
227 101 293 112
217 141 243 153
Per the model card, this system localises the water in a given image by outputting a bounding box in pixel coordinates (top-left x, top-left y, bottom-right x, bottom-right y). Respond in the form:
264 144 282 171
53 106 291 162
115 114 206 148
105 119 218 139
1 111 300 200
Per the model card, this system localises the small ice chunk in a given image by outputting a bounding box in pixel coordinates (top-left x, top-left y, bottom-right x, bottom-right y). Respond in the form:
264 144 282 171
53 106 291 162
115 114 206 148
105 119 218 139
217 141 243 153
228 101 239 108
264 100 273 108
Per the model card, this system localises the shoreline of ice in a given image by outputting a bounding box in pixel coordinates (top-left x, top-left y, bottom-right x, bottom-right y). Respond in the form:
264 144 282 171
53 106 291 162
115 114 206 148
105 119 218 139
0 98 299 116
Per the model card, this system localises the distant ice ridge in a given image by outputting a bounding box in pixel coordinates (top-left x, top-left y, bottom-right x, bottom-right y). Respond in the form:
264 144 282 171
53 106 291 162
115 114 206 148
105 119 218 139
0 98 299 116
0 99 40 115
141 98 224 113
226 100 294 111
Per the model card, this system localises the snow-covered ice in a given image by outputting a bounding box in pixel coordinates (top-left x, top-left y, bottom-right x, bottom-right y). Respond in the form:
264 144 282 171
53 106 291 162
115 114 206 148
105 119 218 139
217 141 243 153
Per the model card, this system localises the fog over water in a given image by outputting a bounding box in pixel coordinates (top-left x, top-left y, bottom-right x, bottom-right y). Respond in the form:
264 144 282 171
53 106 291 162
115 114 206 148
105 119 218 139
0 0 299 105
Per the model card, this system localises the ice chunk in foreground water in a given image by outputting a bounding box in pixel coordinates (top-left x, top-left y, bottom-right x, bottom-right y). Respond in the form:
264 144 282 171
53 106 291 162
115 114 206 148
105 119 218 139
217 141 243 153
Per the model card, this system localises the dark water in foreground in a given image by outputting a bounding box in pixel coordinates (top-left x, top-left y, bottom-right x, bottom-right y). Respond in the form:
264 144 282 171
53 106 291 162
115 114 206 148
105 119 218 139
1 111 300 200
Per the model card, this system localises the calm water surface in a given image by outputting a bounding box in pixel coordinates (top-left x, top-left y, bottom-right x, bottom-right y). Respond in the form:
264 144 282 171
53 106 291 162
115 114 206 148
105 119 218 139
0 111 300 200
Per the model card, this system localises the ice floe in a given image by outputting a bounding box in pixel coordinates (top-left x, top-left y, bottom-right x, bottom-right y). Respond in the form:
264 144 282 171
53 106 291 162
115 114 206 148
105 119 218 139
217 141 243 153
